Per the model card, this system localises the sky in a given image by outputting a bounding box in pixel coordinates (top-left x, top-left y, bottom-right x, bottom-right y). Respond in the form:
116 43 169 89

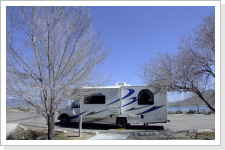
89 6 215 89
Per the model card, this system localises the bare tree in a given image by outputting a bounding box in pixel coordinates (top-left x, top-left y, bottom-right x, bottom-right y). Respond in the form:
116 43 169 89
138 13 215 112
6 6 109 140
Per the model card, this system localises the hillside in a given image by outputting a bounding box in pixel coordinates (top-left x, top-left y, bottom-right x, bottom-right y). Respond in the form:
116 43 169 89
168 90 215 107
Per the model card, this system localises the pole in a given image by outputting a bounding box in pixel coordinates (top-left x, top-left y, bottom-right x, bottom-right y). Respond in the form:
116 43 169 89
119 88 122 114
79 115 82 137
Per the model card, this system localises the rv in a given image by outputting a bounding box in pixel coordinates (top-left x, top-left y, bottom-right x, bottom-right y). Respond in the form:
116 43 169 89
58 83 168 128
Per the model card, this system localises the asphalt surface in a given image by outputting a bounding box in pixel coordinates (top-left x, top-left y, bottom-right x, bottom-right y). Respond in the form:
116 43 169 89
158 114 215 132
6 110 215 139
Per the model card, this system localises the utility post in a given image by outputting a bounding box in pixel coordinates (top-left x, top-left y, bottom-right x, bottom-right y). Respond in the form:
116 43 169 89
79 115 82 137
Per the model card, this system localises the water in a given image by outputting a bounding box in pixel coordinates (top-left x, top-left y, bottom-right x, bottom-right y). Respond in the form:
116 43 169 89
168 105 214 114
6 99 26 108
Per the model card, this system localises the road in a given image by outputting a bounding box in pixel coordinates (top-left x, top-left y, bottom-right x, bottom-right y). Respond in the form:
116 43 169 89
6 110 215 132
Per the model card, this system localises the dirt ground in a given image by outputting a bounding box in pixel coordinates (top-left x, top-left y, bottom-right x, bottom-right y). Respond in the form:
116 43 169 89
7 125 215 140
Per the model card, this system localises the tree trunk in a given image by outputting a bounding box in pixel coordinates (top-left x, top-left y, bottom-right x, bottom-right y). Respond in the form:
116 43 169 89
47 112 55 140
196 91 215 113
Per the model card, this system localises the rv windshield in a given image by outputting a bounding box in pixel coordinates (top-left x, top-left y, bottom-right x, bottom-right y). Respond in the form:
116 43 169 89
72 100 80 108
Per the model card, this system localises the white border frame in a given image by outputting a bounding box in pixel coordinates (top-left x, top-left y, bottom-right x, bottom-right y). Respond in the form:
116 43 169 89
1 0 220 146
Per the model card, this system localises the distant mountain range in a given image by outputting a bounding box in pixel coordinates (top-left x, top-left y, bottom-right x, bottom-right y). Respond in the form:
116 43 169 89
168 90 215 107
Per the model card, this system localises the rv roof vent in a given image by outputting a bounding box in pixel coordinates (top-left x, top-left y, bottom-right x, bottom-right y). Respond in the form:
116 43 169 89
115 82 126 86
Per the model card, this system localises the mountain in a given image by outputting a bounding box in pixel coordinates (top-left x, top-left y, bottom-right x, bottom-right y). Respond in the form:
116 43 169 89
168 90 215 107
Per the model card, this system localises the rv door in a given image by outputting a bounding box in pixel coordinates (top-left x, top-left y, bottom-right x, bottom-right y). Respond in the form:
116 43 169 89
71 100 80 116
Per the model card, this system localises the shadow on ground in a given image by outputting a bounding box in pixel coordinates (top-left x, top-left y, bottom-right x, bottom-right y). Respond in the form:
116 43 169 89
55 122 164 130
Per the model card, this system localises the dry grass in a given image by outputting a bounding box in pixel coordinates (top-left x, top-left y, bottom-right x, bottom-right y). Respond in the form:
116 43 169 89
7 125 96 140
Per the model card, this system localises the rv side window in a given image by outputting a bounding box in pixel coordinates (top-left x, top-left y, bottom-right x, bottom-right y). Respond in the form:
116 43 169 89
84 95 106 104
138 89 154 105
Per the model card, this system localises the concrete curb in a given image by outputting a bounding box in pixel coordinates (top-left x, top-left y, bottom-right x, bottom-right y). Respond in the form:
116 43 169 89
87 133 131 140
6 123 19 138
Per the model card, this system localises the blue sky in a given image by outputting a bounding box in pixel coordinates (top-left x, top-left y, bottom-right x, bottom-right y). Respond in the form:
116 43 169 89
90 6 215 88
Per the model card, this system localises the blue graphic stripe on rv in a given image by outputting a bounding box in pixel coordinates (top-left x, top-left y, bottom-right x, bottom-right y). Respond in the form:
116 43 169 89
136 106 164 115
122 89 135 99
105 98 120 106
84 109 108 116
125 105 149 112
122 97 138 107
105 89 135 106
69 110 88 119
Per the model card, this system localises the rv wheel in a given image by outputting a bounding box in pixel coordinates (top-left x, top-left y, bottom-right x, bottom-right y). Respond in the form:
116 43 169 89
116 118 127 128
60 115 70 126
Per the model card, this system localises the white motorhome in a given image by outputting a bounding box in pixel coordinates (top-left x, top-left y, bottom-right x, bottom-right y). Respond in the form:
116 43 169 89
58 83 168 128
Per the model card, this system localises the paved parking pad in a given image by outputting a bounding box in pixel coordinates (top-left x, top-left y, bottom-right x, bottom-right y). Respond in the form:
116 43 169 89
87 133 131 140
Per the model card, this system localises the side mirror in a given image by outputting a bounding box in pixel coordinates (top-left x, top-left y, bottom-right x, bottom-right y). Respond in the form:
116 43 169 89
68 102 71 107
